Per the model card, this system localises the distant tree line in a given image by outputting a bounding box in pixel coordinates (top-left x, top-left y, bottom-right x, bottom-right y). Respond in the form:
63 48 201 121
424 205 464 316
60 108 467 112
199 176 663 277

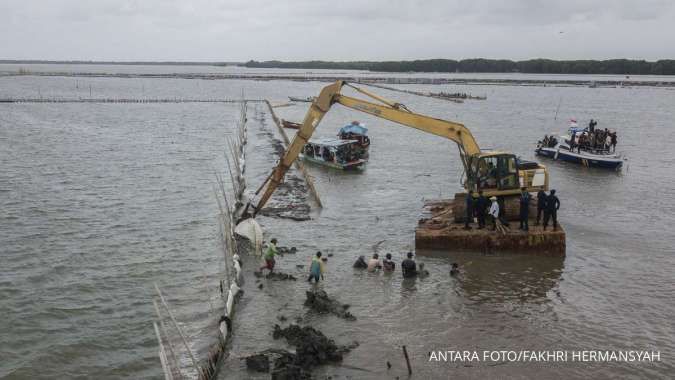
243 59 675 75
0 60 238 66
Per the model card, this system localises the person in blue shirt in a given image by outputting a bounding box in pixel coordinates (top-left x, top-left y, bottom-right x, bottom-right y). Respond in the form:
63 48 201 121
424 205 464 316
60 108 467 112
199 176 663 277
464 190 474 230
535 190 547 225
475 190 489 229
543 190 561 231
308 251 325 283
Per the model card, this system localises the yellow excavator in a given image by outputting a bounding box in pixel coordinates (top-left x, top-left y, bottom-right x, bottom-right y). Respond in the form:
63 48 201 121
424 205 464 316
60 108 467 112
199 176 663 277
239 80 548 226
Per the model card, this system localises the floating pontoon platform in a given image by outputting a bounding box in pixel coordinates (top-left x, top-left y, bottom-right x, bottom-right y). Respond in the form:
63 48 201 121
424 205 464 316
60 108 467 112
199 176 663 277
415 199 566 257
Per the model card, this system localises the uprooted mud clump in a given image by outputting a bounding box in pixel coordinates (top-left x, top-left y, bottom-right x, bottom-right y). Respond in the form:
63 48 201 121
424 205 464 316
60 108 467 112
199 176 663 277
304 290 356 321
244 350 310 379
271 351 313 380
245 326 357 379
273 324 351 366
277 246 297 254
254 271 297 281
245 353 270 373
258 204 311 221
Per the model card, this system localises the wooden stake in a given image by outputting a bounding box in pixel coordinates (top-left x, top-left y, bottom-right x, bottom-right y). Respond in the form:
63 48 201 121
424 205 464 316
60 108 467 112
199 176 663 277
153 322 174 380
153 299 180 374
402 345 412 375
202 271 215 315
154 283 201 375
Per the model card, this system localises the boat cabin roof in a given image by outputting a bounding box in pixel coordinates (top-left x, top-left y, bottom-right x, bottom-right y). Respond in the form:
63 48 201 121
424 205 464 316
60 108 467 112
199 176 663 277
307 138 359 147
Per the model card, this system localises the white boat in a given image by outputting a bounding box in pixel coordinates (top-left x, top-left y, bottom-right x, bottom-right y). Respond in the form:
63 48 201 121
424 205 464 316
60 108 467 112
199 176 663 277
535 126 623 169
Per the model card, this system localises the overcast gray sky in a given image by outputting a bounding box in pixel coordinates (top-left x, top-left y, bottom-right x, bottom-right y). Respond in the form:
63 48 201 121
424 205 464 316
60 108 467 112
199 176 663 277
1 0 673 61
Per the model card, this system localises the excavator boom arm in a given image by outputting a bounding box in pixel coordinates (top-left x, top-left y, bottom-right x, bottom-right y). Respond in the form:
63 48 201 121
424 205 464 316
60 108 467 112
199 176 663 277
251 80 480 215
335 94 480 158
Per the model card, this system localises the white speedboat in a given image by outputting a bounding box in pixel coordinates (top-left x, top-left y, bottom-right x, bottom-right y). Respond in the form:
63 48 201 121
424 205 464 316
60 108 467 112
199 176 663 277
535 127 623 170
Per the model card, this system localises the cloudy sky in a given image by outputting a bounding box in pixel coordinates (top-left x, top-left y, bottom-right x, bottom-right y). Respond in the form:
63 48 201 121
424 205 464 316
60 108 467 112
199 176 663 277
1 0 673 61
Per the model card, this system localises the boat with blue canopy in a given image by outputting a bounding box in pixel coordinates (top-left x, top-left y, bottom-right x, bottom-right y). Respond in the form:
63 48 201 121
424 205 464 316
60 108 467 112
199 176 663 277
338 123 368 136
338 121 370 157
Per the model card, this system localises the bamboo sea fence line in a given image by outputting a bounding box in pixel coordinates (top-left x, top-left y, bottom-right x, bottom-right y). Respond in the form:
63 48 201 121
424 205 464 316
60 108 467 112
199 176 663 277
152 99 248 380
362 82 465 103
0 97 265 104
4 70 675 87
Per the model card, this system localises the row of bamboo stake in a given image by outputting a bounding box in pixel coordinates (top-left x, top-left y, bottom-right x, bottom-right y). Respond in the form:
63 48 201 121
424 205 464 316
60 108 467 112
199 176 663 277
0 97 264 104
151 97 324 379
152 99 248 380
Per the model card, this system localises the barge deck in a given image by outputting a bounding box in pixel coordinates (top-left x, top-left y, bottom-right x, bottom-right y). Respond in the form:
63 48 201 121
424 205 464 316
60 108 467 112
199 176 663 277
415 199 566 256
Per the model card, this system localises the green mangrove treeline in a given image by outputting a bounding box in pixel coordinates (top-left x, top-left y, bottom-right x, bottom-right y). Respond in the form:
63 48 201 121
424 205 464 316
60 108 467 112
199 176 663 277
243 59 675 75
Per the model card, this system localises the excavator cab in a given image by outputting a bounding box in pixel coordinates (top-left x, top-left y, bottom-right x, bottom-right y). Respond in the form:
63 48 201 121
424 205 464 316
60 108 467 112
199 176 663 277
469 153 520 192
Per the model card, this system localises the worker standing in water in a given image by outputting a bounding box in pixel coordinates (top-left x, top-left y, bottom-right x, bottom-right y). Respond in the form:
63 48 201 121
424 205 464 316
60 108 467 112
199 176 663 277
259 238 278 274
464 190 474 229
519 187 531 231
382 253 396 272
308 251 325 283
367 253 382 272
401 252 417 278
543 190 561 231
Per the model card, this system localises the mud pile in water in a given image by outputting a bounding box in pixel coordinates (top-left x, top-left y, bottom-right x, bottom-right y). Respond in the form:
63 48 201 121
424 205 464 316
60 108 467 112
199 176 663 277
254 271 297 281
270 351 312 380
255 110 312 221
245 353 270 373
304 290 356 321
272 324 354 365
257 176 311 221
277 246 297 254
243 325 355 379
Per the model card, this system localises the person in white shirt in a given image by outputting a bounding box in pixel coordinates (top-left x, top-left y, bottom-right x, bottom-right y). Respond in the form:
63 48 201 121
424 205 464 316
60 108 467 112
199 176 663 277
488 196 499 231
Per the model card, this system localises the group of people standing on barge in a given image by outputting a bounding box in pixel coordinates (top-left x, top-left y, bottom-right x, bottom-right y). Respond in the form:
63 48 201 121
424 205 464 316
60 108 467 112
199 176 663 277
464 188 561 232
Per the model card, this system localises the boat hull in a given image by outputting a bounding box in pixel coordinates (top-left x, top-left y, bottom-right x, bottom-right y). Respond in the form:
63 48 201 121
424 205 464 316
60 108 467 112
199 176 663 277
536 147 623 169
300 154 366 170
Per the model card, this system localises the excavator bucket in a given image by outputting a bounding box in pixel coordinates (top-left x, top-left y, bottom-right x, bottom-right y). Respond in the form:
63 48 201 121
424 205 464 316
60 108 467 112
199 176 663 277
234 217 263 256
